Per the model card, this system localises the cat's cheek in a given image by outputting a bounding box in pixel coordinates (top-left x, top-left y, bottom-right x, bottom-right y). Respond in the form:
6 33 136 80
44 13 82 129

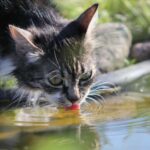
79 89 90 105
45 92 61 105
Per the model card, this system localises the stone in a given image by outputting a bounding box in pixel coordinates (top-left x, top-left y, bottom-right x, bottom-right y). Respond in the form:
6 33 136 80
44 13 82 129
130 42 150 62
94 23 132 73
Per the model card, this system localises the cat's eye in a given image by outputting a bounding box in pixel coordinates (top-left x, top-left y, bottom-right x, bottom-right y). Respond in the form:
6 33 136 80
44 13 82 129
48 75 63 87
80 71 92 82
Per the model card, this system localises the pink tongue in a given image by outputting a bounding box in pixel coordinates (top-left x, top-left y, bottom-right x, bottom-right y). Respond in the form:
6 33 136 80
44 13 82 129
65 104 80 110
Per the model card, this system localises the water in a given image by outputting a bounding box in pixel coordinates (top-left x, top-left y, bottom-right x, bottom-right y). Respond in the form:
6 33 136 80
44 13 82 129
1 75 150 150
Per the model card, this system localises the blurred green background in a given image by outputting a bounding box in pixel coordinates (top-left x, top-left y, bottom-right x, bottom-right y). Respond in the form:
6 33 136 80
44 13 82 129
53 0 150 43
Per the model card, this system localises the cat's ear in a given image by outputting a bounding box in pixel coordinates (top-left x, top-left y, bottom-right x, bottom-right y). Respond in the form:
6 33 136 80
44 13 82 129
76 3 99 35
9 25 43 63
9 25 38 49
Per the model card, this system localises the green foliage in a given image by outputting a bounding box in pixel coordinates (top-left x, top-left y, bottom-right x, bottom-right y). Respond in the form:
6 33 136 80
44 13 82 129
0 77 16 89
53 0 150 43
124 58 137 67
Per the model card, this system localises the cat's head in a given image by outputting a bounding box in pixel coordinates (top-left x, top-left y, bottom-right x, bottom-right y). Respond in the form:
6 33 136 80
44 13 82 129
9 4 98 107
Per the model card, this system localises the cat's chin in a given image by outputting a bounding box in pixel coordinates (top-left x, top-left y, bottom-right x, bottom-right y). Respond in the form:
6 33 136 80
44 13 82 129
44 92 65 107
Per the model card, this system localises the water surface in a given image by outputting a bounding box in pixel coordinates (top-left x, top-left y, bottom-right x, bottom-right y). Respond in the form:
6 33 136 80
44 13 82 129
1 75 150 150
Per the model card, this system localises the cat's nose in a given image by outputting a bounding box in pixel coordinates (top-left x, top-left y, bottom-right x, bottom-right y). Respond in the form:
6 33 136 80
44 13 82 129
66 85 80 103
66 89 80 103
67 94 80 103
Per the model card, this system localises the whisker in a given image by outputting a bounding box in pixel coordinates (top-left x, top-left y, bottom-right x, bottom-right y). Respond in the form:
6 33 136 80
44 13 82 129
91 81 116 89
1 99 19 111
91 85 113 90
48 58 58 68
88 93 105 105
88 95 105 106
54 50 60 69
86 96 100 104
84 81 119 107
88 93 104 101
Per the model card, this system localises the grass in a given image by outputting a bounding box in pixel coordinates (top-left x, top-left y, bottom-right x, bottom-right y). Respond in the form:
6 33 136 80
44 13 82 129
0 77 17 89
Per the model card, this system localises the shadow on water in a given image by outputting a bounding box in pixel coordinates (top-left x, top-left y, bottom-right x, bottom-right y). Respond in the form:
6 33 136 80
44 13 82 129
1 75 150 150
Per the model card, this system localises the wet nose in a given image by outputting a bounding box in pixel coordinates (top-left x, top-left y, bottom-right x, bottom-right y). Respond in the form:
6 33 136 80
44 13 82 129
66 86 80 103
67 94 80 103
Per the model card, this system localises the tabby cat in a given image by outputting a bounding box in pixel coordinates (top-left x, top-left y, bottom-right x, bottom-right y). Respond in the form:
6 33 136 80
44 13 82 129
0 0 98 107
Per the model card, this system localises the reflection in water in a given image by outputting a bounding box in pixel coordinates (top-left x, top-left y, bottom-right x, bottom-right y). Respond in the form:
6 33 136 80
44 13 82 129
1 92 150 150
0 123 100 150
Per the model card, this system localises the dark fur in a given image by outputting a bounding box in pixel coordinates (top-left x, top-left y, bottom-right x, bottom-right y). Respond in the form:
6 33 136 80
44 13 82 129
0 0 98 106
0 0 62 55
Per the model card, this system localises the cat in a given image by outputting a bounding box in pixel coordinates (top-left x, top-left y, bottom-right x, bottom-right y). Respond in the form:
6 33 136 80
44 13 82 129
0 0 99 108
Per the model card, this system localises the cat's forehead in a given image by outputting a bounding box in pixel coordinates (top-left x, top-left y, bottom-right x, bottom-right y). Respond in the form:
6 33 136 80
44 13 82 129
31 22 84 51
63 59 84 76
41 51 94 79
32 26 60 47
61 57 94 76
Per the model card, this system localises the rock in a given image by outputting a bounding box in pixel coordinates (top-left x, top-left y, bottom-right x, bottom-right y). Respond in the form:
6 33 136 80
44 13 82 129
94 23 132 73
130 42 150 62
95 60 150 86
